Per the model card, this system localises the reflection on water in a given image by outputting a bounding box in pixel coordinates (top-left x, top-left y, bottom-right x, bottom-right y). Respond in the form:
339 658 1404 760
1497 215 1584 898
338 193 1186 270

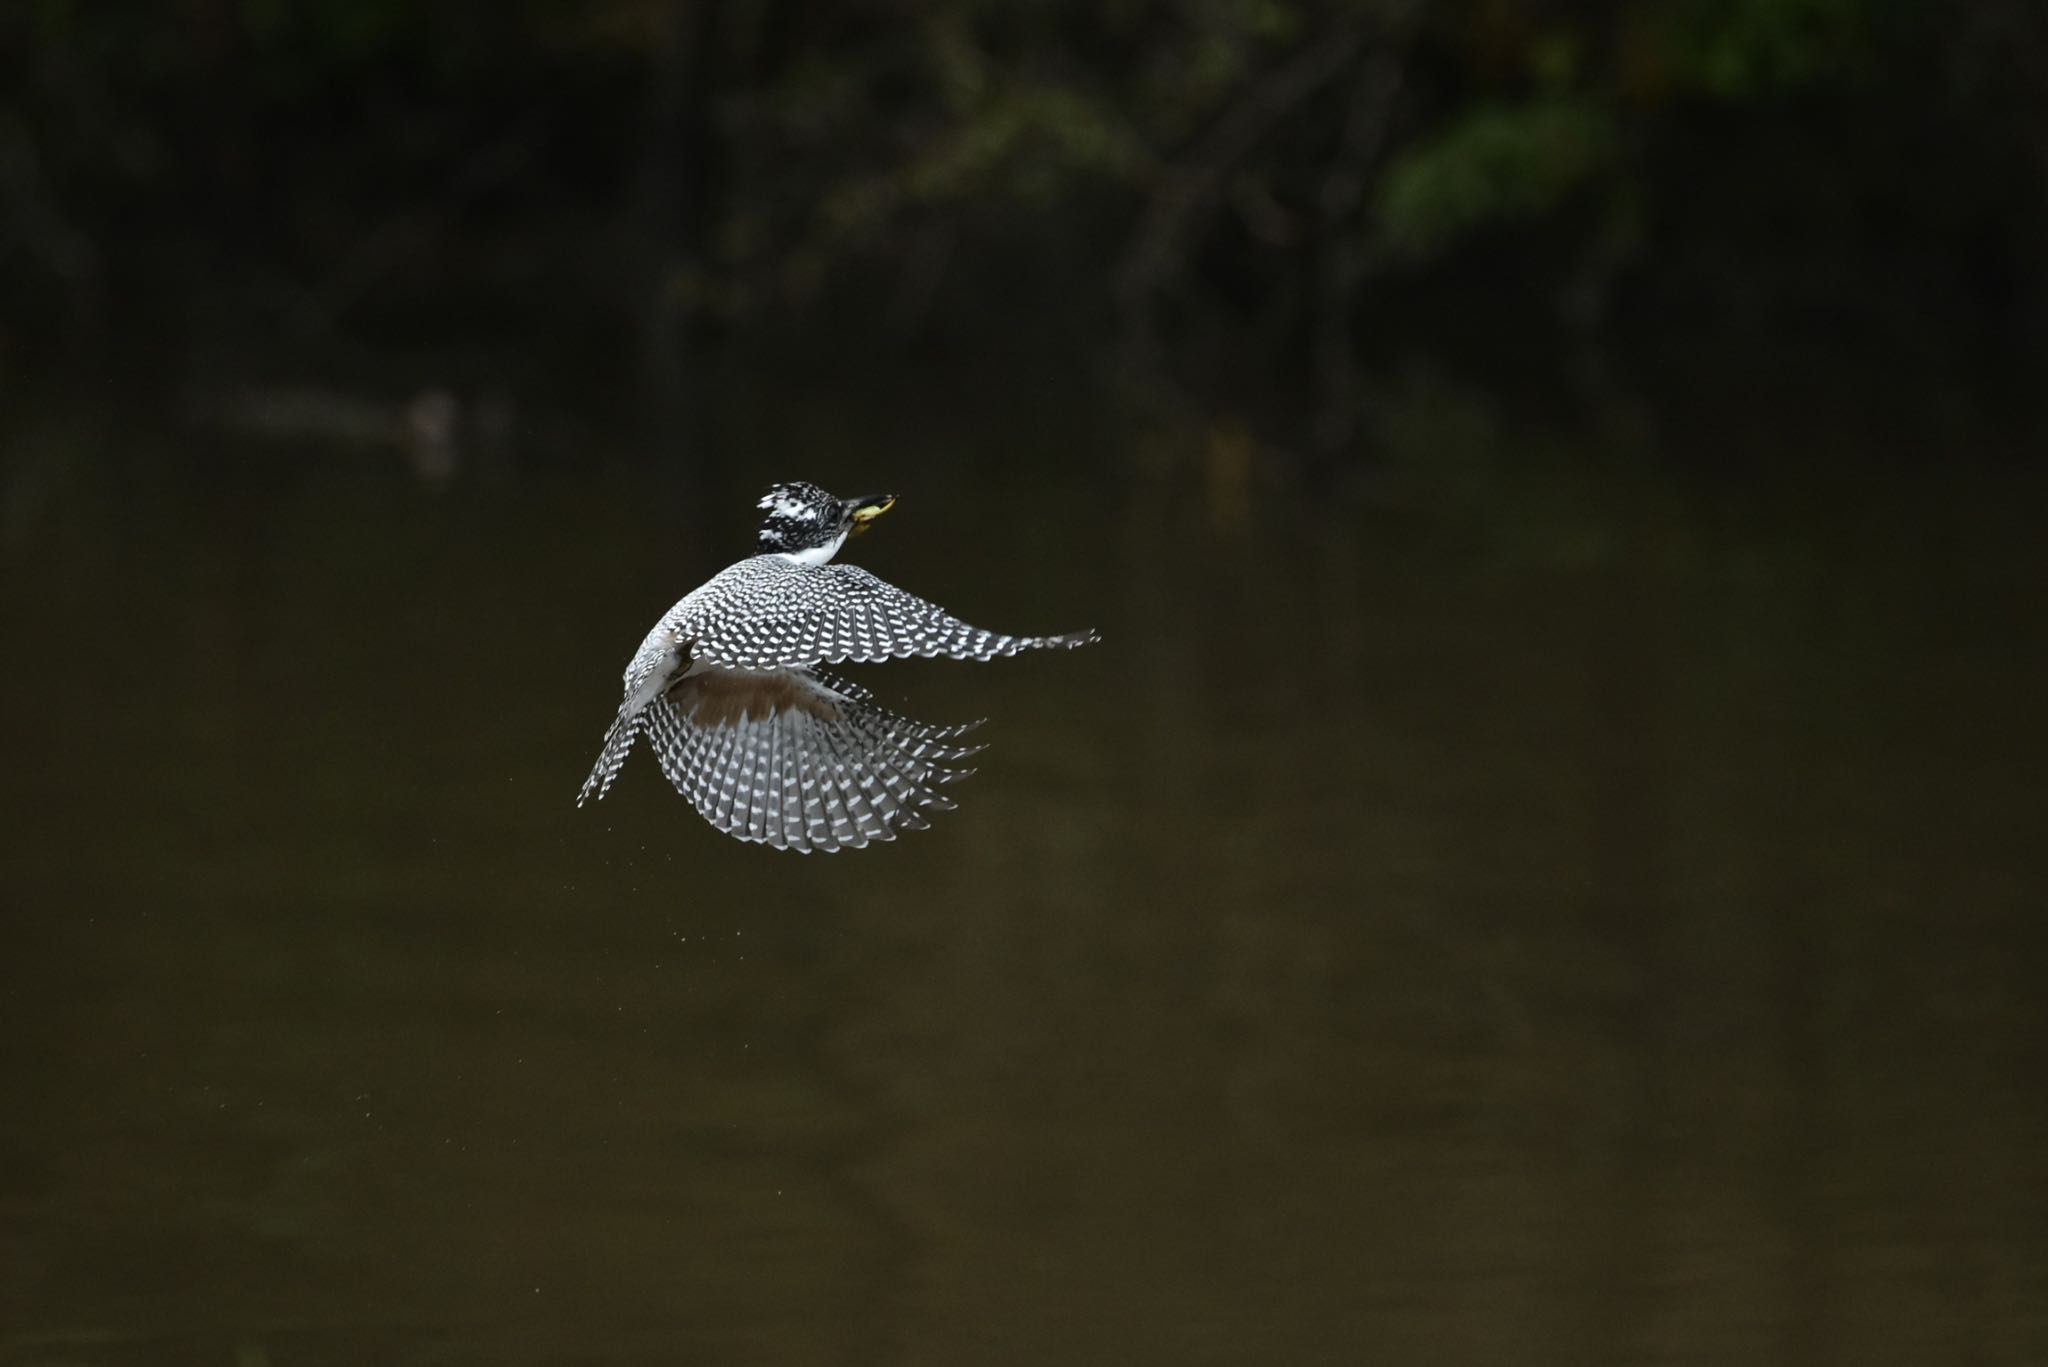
2 384 2045 1366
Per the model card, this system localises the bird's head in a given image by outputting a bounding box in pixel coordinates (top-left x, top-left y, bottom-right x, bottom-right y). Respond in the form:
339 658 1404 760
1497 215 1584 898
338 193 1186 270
756 482 896 565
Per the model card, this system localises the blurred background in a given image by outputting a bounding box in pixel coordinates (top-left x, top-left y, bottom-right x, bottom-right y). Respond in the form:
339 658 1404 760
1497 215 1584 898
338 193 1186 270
3 2 2047 1364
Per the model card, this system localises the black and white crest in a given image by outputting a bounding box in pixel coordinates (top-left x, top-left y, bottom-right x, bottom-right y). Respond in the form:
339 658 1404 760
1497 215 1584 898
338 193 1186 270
756 481 844 554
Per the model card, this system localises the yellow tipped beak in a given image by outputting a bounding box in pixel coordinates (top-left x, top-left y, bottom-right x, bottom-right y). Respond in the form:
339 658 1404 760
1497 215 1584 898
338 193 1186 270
847 494 896 533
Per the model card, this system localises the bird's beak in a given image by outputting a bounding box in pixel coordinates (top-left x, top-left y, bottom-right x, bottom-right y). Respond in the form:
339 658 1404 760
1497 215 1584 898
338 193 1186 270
845 494 896 535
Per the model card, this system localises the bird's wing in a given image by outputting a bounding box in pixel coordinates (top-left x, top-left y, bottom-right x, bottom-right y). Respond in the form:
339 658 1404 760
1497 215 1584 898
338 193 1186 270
577 706 639 807
640 666 983 852
691 563 1097 670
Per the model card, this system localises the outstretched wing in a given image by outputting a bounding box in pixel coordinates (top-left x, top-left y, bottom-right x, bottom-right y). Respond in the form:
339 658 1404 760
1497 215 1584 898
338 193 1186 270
576 705 642 808
692 563 1097 671
640 666 985 852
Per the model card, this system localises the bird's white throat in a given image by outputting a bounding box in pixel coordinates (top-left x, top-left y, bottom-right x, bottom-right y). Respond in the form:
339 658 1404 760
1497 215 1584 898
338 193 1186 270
775 531 847 568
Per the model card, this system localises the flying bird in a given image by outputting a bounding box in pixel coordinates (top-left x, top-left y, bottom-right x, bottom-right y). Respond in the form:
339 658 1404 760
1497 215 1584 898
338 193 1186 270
577 482 1097 851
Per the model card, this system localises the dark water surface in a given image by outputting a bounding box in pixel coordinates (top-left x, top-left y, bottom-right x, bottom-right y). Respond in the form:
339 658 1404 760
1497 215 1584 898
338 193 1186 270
3 391 2046 1365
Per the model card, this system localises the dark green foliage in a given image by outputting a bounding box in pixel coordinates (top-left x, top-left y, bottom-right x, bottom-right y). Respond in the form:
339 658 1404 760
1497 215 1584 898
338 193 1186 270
1377 98 1616 257
1 0 2040 402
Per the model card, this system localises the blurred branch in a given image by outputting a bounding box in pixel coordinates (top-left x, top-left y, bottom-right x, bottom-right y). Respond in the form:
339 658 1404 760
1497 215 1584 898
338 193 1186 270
1313 11 1418 465
1115 26 1370 389
633 0 707 391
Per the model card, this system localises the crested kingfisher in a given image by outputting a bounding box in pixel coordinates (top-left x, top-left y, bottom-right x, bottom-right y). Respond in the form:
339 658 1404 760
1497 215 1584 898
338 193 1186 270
577 482 1097 851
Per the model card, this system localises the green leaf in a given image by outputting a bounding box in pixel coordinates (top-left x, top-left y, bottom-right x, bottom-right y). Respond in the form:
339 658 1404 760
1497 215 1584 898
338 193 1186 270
1376 99 1616 258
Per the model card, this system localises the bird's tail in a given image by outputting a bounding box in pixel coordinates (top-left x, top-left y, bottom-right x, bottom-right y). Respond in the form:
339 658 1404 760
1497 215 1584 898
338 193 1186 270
576 705 642 807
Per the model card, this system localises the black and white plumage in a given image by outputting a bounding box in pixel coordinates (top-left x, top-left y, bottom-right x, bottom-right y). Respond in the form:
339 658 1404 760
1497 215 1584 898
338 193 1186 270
577 481 1097 851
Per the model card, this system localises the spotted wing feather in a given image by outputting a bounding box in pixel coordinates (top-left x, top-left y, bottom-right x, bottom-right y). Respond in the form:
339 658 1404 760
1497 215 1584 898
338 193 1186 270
640 667 983 852
576 707 643 807
692 563 1097 671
